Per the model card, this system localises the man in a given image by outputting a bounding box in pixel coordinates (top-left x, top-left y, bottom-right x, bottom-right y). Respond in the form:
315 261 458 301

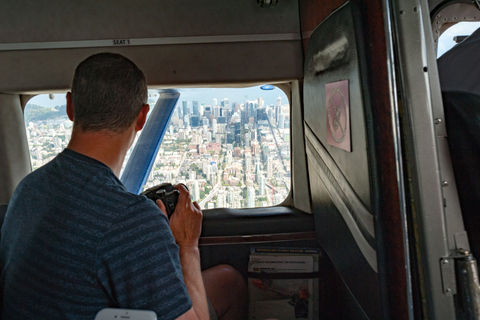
0 53 245 319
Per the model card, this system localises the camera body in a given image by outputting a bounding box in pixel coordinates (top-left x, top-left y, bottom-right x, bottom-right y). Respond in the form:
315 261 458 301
141 183 180 218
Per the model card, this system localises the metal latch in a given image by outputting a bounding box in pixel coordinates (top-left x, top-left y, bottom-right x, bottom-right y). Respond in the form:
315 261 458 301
440 250 480 319
441 256 456 295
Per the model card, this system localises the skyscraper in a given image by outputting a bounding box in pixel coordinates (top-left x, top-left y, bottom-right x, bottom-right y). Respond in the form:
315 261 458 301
247 186 255 207
182 101 189 118
193 180 200 202
259 176 265 196
193 101 199 116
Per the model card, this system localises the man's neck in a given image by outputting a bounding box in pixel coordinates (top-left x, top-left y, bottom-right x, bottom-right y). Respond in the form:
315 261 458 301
66 127 135 177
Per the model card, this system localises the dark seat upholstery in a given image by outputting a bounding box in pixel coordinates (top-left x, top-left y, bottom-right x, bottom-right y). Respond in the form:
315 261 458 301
0 204 7 232
442 91 480 258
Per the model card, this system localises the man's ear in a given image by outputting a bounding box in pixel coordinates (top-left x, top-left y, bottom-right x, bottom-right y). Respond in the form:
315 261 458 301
66 92 74 121
135 104 150 131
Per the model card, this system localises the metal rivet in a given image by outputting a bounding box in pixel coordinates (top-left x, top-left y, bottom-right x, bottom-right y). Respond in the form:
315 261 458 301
442 181 449 187
446 288 452 293
462 269 468 274
435 118 442 125
443 259 449 264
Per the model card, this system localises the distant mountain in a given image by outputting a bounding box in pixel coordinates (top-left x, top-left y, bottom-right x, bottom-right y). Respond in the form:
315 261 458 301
25 104 67 123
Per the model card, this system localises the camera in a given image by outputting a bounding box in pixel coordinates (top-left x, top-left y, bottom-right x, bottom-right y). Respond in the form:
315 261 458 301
141 183 180 218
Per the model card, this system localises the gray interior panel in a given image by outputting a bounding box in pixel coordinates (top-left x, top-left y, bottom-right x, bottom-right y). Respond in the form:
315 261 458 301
0 0 303 93
303 2 381 319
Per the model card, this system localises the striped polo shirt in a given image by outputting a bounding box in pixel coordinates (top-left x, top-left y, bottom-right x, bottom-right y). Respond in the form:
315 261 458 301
0 148 191 319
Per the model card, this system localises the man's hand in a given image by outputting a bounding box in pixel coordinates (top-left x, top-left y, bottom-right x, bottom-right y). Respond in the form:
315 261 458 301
156 185 209 320
156 184 203 248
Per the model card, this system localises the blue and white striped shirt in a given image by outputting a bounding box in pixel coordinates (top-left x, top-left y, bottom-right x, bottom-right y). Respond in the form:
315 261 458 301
0 148 191 319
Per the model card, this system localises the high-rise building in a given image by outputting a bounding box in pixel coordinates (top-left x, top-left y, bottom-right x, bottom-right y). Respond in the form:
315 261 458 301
247 186 255 207
258 97 264 108
221 98 229 109
212 119 218 134
182 101 189 118
225 151 233 165
193 181 200 202
245 131 251 147
259 176 265 196
217 190 226 208
204 106 212 120
279 113 285 129
191 116 199 127
245 154 252 172
193 101 199 116
213 105 221 119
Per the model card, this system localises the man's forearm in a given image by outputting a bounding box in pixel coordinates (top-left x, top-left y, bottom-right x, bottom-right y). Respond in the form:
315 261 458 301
179 246 209 320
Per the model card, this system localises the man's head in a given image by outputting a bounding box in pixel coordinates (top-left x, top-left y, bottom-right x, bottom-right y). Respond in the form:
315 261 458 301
70 53 148 133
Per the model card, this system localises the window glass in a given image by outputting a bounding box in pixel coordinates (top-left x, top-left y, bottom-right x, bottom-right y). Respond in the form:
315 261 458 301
24 94 71 170
143 87 291 210
24 86 291 209
437 22 480 58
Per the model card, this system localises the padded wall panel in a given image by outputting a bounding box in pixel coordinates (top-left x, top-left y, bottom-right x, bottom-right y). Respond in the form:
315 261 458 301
304 2 381 319
0 41 302 94
0 94 31 203
0 1 300 43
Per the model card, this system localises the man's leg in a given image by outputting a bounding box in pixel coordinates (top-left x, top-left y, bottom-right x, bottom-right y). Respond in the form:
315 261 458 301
202 264 247 320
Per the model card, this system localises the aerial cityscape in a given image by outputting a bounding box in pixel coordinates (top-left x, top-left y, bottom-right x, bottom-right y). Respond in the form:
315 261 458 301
24 88 291 210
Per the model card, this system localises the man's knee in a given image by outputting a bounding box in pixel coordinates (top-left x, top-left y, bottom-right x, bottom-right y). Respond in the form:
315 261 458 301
203 264 247 319
203 264 246 294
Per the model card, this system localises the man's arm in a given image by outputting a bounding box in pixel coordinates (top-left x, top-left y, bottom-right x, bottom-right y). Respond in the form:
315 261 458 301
156 185 209 320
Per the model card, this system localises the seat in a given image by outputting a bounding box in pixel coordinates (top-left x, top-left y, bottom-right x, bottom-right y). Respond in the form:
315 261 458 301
442 91 480 259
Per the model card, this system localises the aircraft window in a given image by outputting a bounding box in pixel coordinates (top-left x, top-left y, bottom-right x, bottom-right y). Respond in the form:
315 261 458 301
437 22 480 58
24 94 71 170
24 86 291 210
138 87 291 210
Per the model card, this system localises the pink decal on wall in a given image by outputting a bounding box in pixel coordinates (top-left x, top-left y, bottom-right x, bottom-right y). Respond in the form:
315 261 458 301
326 80 351 152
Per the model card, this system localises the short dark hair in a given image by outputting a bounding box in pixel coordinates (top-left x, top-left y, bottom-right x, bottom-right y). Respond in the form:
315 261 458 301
71 53 148 133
